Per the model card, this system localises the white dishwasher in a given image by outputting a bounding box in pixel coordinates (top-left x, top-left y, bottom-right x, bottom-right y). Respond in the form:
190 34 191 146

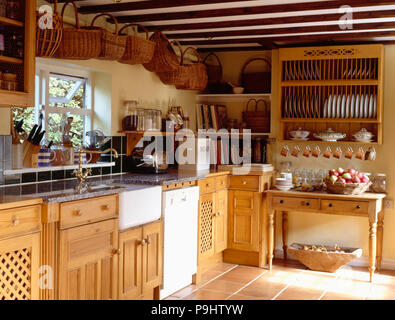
160 186 199 299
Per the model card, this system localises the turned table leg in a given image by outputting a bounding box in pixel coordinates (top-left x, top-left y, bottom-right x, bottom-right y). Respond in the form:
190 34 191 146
368 217 378 283
376 211 384 271
268 208 275 270
282 211 288 260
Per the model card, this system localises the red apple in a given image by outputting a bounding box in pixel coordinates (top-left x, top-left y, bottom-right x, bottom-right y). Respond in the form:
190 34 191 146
330 175 338 184
348 168 357 175
361 177 370 183
337 168 345 175
342 172 352 180
339 178 346 184
353 176 361 183
346 179 353 184
357 172 364 179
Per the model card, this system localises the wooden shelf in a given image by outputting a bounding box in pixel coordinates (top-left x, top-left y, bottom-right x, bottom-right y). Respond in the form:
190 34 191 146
0 16 24 27
197 93 271 103
0 55 23 64
281 139 379 145
280 118 380 123
281 80 379 86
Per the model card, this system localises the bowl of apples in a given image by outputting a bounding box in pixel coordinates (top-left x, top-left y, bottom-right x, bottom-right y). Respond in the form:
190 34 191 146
325 168 372 195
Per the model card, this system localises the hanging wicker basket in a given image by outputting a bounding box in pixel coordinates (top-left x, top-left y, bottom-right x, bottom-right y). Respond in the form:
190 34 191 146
36 0 63 58
118 24 156 65
157 41 186 86
175 47 208 91
83 13 126 61
54 0 101 60
143 32 180 73
241 57 272 93
242 98 271 133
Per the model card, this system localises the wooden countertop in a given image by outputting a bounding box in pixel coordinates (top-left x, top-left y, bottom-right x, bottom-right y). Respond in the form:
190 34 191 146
266 189 386 200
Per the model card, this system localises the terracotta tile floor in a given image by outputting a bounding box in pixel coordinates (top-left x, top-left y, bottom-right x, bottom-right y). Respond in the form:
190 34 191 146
164 259 395 300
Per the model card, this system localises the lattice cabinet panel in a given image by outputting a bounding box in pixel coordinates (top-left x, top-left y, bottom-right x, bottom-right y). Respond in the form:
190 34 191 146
0 233 40 300
198 193 215 260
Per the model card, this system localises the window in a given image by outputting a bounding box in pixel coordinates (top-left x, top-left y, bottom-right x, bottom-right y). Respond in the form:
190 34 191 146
14 63 93 147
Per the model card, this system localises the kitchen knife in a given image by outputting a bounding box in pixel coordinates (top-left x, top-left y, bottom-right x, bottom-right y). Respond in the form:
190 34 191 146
33 130 45 145
27 124 38 142
47 140 53 148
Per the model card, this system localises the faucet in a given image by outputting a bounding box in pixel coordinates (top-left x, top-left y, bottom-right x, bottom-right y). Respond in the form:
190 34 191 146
74 146 119 183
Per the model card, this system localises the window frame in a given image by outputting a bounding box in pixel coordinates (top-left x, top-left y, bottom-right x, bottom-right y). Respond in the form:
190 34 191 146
35 62 93 145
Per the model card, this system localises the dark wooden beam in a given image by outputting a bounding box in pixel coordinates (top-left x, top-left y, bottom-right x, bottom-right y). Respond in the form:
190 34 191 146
176 29 395 46
167 21 395 39
198 46 276 53
77 0 244 14
112 0 395 23
141 10 395 32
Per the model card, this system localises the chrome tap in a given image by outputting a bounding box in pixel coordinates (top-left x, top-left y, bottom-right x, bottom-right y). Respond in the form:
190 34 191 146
74 146 119 183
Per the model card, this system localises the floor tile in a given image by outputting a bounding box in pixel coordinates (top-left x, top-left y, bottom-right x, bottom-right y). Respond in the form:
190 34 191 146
275 285 324 300
210 263 237 273
183 289 230 300
228 294 271 300
203 279 245 294
321 292 365 300
367 284 395 300
172 285 198 298
217 266 266 284
238 280 287 299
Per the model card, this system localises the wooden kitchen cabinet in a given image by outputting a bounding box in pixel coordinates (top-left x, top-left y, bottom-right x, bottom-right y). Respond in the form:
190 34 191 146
58 219 119 300
198 192 215 260
214 189 228 253
118 220 162 300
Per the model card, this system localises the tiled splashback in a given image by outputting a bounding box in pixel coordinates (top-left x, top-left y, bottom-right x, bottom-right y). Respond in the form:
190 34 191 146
0 136 129 186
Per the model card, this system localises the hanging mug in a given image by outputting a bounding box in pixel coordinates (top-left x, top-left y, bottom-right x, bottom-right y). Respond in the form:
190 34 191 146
355 147 365 160
291 145 301 157
365 147 376 161
312 146 321 158
333 147 342 159
303 145 311 158
345 147 354 160
64 147 74 165
323 146 332 159
280 145 289 157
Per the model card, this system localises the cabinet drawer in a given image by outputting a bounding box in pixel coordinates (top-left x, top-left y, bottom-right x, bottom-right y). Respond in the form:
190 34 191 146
215 175 228 190
272 197 320 210
229 175 260 191
0 205 41 239
321 200 369 214
60 195 118 229
198 178 216 194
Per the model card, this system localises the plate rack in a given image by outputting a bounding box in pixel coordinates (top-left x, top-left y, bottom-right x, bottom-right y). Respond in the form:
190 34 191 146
278 44 384 144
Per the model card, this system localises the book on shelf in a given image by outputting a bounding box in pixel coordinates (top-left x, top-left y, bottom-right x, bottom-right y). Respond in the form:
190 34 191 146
196 104 228 130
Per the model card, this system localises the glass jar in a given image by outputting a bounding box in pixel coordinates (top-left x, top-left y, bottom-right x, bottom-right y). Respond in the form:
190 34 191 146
122 100 138 131
137 108 145 131
279 161 292 182
6 0 20 20
372 173 386 193
152 109 162 131
144 109 153 131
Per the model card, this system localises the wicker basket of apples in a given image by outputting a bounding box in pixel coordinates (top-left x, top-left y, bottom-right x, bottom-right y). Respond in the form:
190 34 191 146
325 168 372 195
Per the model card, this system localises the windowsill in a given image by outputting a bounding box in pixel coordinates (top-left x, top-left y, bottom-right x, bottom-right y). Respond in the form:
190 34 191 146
3 162 115 176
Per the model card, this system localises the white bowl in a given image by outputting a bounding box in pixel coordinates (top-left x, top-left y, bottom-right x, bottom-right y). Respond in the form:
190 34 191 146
233 87 244 94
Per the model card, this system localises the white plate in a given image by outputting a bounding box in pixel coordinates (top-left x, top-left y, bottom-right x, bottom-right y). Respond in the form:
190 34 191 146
364 94 369 118
341 94 346 118
345 94 350 119
327 95 332 118
369 94 374 118
373 94 377 118
355 94 360 118
336 95 342 118
275 184 295 191
350 95 355 119
290 137 309 141
359 94 364 118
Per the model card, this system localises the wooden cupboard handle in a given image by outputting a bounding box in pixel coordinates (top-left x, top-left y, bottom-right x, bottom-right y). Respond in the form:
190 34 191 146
356 205 361 209
11 218 19 226
280 200 284 204
306 202 310 206
74 210 82 216
146 236 151 245
329 203 333 207
112 248 121 255
137 239 146 246
242 181 247 185
102 204 110 210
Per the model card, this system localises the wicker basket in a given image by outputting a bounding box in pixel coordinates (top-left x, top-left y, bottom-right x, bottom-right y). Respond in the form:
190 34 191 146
157 41 185 86
175 47 208 91
242 99 271 133
55 1 101 60
36 0 63 57
143 32 180 73
84 13 126 61
241 57 271 93
288 243 362 273
325 178 372 195
118 24 156 65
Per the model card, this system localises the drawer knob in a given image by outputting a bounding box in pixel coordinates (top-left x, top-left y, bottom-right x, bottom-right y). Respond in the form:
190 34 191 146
221 181 224 185
11 218 19 226
102 204 110 210
112 248 121 255
137 239 146 246
242 181 247 185
74 210 82 216
356 205 361 209
206 184 210 187
146 236 151 245
306 202 310 206
280 200 284 204
329 203 333 208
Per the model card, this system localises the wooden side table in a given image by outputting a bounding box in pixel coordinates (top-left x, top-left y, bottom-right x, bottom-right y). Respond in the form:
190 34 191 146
266 190 386 282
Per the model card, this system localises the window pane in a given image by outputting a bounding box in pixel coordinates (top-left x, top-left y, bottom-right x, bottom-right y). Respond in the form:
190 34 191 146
49 74 86 109
47 113 86 147
12 107 36 138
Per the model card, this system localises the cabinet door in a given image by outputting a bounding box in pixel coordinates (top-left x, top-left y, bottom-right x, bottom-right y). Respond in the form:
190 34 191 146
198 193 215 261
0 232 40 300
142 221 162 293
215 189 228 253
58 219 119 300
119 227 143 300
228 191 260 252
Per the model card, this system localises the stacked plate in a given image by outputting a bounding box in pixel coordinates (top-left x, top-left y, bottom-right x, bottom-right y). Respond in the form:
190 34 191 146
323 94 377 119
275 178 294 191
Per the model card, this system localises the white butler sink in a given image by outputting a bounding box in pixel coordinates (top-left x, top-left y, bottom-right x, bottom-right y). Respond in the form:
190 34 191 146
118 185 162 231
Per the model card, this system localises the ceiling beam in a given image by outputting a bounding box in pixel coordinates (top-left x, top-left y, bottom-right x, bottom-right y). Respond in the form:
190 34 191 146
111 0 395 23
139 10 395 32
167 21 395 39
176 29 395 46
77 0 245 14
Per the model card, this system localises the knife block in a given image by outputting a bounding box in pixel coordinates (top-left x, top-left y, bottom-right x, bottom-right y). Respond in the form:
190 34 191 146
22 141 41 168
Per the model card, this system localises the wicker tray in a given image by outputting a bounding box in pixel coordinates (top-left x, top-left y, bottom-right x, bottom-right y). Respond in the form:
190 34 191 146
325 177 372 195
288 243 362 273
